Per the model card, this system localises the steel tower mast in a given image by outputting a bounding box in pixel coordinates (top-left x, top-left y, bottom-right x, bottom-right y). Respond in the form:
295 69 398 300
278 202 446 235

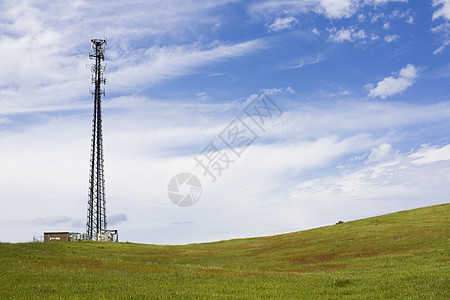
86 38 107 241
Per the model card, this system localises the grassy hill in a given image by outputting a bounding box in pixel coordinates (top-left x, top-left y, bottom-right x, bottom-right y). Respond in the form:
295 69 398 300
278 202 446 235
0 204 448 299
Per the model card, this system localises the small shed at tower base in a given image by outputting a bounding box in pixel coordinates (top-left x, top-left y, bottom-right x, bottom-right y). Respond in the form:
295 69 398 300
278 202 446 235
43 232 82 242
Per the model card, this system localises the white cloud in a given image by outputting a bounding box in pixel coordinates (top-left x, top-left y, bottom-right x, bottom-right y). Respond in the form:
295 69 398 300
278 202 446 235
368 143 397 163
249 0 408 21
262 87 296 95
398 64 418 78
369 7 413 26
432 0 450 20
409 144 450 165
286 87 296 94
328 27 366 42
368 0 408 4
431 23 450 54
384 34 399 42
353 29 367 39
283 53 325 69
371 13 384 23
317 0 358 18
268 16 297 32
432 1 450 54
109 40 266 90
289 144 450 224
329 28 352 41
248 0 358 19
272 100 450 145
368 64 418 99
0 34 264 113
434 40 450 54
196 92 212 101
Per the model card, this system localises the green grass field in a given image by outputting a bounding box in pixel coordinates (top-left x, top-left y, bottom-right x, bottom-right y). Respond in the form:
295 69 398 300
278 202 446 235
0 204 448 299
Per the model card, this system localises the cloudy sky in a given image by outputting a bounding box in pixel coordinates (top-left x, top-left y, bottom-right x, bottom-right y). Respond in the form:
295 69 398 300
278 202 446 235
0 0 449 244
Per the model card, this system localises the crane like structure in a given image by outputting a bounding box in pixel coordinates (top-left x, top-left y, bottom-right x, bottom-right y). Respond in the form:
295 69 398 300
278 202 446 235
86 38 107 241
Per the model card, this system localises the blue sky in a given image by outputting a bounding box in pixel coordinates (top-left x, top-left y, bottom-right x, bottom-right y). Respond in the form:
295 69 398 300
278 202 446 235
0 0 449 244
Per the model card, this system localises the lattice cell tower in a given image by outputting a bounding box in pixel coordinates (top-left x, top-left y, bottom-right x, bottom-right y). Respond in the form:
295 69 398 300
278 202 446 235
86 38 107 241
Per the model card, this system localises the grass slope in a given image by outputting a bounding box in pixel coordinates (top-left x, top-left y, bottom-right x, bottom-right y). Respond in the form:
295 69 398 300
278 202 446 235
0 204 448 299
